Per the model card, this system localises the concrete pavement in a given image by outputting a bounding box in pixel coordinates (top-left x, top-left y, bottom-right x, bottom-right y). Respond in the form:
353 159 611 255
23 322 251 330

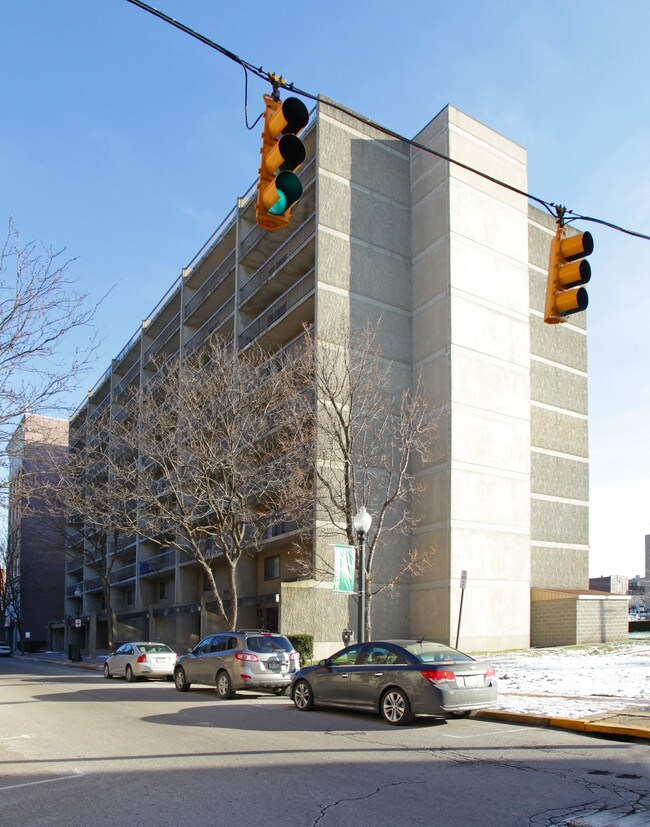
11 651 650 741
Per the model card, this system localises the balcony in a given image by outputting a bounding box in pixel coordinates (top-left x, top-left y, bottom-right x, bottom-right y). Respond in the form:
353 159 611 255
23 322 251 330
66 583 84 598
85 576 104 593
109 562 136 586
88 393 110 422
184 249 236 321
115 534 137 552
239 268 315 350
139 550 176 577
185 296 235 354
114 359 141 397
66 556 83 574
144 312 181 364
239 158 316 267
239 213 316 312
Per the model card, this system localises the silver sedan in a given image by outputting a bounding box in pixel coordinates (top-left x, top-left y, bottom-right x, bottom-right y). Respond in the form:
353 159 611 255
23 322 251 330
291 640 498 725
104 642 177 682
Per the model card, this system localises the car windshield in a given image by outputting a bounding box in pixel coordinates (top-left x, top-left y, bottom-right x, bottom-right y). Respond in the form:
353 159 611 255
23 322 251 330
403 642 474 664
138 644 173 654
246 635 292 654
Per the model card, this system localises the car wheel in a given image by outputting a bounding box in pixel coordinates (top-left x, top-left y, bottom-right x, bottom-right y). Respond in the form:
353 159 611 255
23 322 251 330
380 687 414 726
103 663 112 680
293 679 314 711
174 668 190 692
216 670 235 700
125 665 137 683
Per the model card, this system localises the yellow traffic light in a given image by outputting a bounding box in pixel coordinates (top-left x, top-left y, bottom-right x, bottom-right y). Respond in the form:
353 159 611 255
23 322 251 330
544 225 593 324
256 94 309 232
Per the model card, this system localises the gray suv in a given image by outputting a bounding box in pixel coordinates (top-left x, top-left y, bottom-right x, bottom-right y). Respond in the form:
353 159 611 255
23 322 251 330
174 630 300 698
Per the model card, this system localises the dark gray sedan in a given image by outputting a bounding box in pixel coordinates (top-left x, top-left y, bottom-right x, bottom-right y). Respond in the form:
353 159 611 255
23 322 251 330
290 640 497 725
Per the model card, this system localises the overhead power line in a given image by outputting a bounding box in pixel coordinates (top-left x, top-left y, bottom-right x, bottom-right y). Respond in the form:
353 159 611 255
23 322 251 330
123 0 650 242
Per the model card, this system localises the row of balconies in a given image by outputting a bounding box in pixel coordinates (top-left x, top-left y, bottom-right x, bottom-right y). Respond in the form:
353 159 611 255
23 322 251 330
64 519 300 599
72 207 315 441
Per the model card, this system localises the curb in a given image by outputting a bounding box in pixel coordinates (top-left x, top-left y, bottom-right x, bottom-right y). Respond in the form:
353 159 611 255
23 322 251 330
476 709 650 741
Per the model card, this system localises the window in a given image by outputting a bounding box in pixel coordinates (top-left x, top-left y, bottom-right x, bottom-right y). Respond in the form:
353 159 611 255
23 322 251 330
159 581 169 600
362 645 405 666
126 588 135 606
264 555 280 581
330 645 364 666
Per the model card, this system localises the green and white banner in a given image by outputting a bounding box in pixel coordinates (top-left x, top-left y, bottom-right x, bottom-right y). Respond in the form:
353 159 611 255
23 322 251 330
333 544 355 594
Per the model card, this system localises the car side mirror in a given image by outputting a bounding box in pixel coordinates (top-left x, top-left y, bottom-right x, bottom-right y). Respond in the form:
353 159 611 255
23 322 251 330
318 659 329 668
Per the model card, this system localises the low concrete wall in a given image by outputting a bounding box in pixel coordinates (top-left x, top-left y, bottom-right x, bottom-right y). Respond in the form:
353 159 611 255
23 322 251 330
531 598 577 647
531 590 628 647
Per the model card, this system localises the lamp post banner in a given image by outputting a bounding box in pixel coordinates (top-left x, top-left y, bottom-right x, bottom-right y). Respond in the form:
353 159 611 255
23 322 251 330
333 544 355 594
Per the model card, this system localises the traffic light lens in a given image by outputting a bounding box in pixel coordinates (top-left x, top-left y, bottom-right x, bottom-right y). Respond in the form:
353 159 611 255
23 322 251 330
561 231 594 262
558 258 591 288
269 191 288 215
556 286 589 316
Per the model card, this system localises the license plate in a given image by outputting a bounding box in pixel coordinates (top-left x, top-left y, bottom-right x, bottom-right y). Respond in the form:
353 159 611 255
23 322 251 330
267 661 280 671
463 675 483 687
155 658 167 663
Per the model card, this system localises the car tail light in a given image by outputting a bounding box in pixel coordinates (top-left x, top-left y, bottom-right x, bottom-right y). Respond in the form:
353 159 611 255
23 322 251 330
136 654 147 663
290 652 300 662
485 666 496 680
235 652 259 662
421 668 455 683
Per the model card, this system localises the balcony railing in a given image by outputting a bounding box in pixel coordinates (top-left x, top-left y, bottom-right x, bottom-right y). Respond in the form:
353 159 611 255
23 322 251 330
240 213 316 304
84 576 103 593
239 268 315 349
185 296 235 354
139 550 176 576
144 312 181 364
184 249 236 319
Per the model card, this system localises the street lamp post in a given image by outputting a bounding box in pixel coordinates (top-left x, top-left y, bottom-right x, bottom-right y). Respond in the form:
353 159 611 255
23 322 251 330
353 506 372 644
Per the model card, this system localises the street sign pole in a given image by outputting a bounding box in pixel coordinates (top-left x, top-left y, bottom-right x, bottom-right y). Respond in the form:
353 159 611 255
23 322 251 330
455 570 467 649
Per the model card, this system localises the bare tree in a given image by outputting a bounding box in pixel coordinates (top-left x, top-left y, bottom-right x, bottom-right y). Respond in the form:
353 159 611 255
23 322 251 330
0 527 20 650
1 217 99 484
107 335 307 631
282 321 437 640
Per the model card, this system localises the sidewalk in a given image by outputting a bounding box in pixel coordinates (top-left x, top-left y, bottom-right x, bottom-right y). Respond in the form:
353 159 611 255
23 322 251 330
13 651 650 741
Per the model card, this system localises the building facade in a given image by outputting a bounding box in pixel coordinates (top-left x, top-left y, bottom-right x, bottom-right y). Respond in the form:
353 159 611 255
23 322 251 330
67 101 590 657
6 414 68 652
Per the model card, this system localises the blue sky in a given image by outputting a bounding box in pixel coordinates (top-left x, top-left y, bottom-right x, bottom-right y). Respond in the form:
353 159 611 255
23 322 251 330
2 0 648 577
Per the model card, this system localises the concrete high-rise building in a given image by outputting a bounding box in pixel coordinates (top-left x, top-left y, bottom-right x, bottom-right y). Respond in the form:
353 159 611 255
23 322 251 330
6 414 68 651
67 101 591 657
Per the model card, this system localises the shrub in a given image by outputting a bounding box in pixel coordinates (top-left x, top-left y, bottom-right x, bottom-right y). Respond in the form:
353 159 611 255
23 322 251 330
288 634 313 665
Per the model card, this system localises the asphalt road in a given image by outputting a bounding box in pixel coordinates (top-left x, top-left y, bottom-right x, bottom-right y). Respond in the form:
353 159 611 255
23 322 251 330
1 658 649 826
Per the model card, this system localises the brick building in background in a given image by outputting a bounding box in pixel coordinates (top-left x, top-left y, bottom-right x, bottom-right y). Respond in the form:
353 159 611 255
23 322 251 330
6 415 68 652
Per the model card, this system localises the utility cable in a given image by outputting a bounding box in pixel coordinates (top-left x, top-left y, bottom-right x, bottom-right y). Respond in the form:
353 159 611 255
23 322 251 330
122 0 650 241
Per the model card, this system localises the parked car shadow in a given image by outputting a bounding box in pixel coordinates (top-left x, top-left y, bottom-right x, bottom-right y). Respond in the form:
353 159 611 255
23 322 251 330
141 698 451 733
